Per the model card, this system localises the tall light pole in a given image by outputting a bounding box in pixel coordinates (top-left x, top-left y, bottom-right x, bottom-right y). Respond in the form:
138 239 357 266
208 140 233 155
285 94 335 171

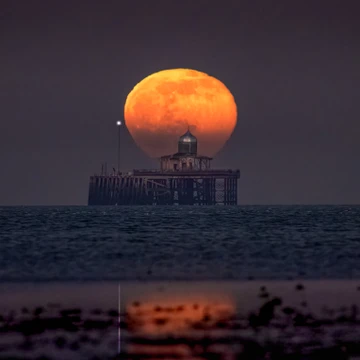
116 121 122 174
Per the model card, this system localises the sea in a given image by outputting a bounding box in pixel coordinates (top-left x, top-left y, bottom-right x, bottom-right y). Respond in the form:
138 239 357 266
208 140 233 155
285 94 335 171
0 205 359 282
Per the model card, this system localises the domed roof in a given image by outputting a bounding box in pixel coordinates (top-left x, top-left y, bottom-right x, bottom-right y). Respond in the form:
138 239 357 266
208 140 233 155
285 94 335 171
179 130 197 143
177 129 198 155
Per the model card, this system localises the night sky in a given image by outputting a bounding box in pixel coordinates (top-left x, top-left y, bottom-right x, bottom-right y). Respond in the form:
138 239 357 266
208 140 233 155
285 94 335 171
1 0 359 205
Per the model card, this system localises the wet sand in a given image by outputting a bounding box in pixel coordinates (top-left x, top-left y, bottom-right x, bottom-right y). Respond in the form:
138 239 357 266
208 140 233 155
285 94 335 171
0 280 359 359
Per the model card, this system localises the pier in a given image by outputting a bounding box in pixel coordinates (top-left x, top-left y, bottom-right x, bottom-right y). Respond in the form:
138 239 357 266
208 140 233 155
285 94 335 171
88 169 240 206
88 129 240 205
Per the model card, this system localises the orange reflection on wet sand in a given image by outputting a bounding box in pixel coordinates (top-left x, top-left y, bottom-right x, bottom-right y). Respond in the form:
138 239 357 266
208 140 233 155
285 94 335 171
125 295 236 359
126 296 235 335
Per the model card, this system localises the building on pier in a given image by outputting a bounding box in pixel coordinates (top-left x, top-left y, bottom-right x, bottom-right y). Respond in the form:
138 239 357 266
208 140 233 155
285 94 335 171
88 130 240 205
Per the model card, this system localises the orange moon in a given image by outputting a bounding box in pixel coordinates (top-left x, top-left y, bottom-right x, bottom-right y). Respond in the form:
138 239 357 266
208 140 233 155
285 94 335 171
124 68 237 158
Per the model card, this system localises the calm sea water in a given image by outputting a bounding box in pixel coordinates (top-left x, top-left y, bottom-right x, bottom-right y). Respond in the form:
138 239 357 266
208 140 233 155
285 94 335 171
0 206 359 281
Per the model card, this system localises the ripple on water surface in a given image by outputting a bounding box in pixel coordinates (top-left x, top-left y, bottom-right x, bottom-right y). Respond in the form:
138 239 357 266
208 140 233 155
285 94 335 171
0 205 359 281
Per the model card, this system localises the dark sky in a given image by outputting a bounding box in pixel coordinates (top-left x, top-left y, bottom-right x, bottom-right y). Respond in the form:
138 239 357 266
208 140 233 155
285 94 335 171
1 0 359 205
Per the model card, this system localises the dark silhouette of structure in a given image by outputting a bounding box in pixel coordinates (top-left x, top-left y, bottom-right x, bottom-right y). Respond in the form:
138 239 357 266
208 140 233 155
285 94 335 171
88 130 240 205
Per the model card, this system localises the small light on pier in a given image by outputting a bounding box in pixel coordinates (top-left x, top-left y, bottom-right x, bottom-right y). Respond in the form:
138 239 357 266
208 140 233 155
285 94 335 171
116 121 122 173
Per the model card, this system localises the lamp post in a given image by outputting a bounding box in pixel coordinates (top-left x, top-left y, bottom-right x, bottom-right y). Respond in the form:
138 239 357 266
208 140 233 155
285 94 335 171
116 121 122 174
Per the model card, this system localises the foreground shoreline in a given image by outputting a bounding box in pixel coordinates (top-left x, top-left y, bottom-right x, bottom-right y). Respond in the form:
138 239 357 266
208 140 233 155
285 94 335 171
0 280 359 359
1 279 359 310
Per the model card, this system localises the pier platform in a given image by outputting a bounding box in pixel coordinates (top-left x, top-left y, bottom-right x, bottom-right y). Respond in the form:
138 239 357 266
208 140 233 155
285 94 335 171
88 169 240 205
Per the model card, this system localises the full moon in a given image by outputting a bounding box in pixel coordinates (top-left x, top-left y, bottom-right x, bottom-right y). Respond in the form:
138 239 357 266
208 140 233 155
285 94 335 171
124 68 237 158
